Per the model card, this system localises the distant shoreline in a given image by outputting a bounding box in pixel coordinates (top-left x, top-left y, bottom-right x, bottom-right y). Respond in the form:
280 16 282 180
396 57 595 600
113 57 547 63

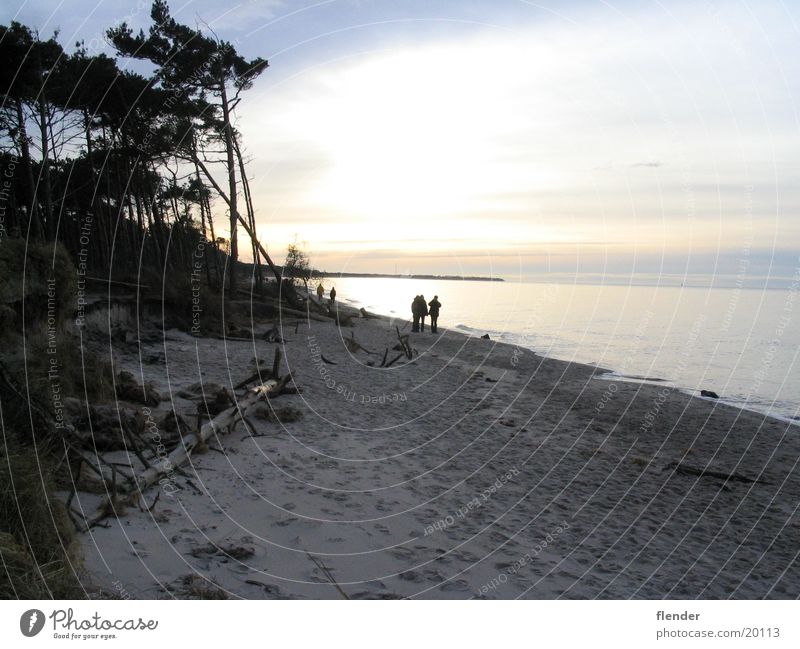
238 260 504 282
313 271 504 282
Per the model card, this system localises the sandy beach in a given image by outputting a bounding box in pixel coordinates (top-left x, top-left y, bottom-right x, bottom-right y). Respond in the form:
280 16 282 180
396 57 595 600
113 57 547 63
72 302 800 599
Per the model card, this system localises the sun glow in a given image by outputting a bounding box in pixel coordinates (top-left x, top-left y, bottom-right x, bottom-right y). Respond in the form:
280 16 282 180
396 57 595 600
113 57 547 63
238 10 800 275
290 42 561 221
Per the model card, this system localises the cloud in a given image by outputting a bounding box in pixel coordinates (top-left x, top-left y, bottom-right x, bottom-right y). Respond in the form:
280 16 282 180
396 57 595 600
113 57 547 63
16 0 796 276
174 1 287 33
241 3 800 234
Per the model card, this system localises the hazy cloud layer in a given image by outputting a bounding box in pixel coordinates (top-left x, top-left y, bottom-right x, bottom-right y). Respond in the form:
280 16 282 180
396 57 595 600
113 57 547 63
4 0 798 278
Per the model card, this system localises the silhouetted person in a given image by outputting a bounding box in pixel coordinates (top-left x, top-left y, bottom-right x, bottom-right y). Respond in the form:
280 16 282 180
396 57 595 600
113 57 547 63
411 295 422 332
428 295 441 333
329 286 337 306
419 295 429 332
316 283 324 301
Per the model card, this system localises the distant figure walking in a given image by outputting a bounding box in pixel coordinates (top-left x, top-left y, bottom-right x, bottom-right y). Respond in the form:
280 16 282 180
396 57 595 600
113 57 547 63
428 295 441 333
329 286 337 306
316 283 324 301
411 295 422 332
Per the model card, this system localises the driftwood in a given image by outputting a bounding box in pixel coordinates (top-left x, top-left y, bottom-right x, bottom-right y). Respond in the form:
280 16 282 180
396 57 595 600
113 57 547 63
67 440 135 493
234 370 268 391
375 331 413 368
116 371 161 406
307 296 330 317
395 326 413 359
195 388 235 419
263 327 284 343
665 461 771 485
118 386 275 497
122 425 154 472
344 333 376 355
306 552 350 600
383 353 405 368
334 312 354 328
77 348 299 530
142 353 294 492
233 349 281 391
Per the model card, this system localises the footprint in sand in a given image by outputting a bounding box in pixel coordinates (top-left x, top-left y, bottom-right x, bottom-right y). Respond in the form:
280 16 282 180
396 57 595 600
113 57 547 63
388 547 415 560
274 517 297 527
439 579 469 592
423 570 445 583
230 562 251 575
398 570 424 583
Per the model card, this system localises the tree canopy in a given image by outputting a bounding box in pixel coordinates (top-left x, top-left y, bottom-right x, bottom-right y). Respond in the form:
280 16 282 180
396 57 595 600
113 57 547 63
0 2 280 295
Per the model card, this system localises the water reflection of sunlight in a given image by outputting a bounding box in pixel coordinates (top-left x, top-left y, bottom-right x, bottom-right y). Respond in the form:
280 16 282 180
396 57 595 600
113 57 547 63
325 278 799 420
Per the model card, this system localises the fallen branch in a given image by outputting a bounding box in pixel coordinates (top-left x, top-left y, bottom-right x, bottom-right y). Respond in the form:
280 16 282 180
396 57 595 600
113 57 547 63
395 326 413 359
344 332 376 355
139 490 161 513
234 370 269 391
122 424 154 471
235 348 281 390
79 350 301 529
306 552 350 600
87 385 270 500
665 461 771 485
384 353 405 368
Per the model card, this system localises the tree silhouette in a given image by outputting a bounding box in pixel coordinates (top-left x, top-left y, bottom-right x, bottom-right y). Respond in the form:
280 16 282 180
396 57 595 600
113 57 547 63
107 0 268 292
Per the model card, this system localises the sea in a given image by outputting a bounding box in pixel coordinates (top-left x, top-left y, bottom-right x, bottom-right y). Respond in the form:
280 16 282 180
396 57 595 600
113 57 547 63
328 277 799 424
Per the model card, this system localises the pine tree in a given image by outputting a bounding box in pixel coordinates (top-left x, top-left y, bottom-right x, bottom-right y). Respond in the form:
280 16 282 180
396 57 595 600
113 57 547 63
107 0 268 292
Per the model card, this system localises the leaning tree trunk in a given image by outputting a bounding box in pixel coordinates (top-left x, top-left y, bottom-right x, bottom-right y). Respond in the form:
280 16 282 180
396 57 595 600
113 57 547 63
83 109 107 262
36 92 55 240
220 83 238 293
191 155 303 306
234 136 263 292
15 99 43 239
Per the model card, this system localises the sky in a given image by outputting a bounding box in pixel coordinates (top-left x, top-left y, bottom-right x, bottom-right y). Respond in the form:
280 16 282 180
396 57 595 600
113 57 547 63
3 0 800 283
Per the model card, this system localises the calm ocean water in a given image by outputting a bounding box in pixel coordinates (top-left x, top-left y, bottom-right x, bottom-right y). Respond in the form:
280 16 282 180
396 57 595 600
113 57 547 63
329 277 799 423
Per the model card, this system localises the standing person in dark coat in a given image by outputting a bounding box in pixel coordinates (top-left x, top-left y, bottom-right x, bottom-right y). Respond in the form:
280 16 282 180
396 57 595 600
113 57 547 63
419 295 429 332
411 295 421 332
428 295 441 333
329 286 337 306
